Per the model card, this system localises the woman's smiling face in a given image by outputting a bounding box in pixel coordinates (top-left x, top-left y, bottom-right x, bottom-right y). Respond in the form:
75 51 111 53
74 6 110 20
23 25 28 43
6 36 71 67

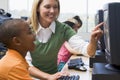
38 0 59 27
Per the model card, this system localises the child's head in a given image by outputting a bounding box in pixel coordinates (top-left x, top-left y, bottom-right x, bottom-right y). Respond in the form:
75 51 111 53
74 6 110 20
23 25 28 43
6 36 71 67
63 15 82 32
73 15 82 28
0 19 35 53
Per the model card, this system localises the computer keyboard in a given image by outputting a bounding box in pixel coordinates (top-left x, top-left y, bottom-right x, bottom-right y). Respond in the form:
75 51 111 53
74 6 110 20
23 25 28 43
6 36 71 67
58 75 80 80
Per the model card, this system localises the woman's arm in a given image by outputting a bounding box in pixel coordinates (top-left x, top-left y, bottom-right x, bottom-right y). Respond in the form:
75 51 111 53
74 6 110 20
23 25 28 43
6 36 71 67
29 66 70 80
87 22 103 56
25 52 69 80
28 66 50 79
68 22 103 57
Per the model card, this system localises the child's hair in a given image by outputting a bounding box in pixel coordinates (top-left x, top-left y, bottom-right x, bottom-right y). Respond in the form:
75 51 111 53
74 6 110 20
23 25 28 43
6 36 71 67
73 15 82 27
0 19 25 47
63 15 82 28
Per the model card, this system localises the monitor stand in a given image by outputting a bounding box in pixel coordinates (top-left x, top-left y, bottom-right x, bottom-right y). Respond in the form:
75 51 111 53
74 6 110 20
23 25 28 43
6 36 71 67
89 50 107 68
105 64 120 72
92 63 120 80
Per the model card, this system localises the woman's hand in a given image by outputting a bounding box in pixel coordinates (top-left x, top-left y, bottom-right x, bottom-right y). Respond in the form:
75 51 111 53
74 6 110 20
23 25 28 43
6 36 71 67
91 22 104 41
47 71 69 80
87 22 104 57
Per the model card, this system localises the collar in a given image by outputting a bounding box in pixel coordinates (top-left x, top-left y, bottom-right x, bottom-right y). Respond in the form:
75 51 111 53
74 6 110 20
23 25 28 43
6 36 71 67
36 21 56 34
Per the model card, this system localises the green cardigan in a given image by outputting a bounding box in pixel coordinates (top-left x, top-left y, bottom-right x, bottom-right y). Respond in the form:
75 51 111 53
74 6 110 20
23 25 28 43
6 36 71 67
30 21 76 74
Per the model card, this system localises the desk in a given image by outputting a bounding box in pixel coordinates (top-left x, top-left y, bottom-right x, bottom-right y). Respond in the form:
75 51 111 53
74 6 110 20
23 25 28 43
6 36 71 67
61 55 92 80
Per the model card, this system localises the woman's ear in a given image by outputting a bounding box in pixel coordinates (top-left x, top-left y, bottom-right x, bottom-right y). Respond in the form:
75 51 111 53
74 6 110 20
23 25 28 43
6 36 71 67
12 37 21 46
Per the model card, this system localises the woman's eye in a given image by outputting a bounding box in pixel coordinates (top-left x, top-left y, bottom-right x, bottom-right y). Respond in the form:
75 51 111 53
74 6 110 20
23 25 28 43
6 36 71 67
45 5 51 9
53 5 58 9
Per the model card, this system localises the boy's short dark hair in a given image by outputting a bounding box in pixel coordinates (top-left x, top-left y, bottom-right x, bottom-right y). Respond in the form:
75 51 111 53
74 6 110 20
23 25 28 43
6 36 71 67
0 19 25 46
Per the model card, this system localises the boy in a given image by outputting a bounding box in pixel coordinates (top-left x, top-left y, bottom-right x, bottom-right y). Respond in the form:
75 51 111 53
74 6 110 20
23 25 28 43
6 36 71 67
0 19 35 80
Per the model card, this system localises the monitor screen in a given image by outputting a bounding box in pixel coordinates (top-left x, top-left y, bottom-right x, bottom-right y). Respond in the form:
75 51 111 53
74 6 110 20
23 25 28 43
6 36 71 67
95 10 103 26
95 10 105 51
103 2 120 71
104 10 110 63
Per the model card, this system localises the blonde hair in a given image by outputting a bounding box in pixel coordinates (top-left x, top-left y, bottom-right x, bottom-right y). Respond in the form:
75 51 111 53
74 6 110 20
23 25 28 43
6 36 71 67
30 0 60 31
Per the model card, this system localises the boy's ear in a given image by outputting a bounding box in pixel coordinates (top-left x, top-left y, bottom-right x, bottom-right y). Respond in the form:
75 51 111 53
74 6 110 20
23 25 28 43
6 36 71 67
12 37 21 46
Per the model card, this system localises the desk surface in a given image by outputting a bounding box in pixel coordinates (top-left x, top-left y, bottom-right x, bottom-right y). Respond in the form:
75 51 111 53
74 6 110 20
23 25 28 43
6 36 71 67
61 55 92 80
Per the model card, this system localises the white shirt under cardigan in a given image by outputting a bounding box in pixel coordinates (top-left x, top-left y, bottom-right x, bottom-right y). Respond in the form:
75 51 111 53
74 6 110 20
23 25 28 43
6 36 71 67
25 21 89 66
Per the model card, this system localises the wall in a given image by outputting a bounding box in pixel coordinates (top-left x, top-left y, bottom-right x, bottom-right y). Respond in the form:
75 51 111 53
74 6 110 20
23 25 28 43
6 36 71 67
0 0 8 11
0 0 90 41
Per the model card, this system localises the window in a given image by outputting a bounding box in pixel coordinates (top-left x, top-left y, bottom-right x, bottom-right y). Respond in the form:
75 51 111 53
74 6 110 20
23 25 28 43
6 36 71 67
9 0 33 18
59 0 88 32
9 0 120 33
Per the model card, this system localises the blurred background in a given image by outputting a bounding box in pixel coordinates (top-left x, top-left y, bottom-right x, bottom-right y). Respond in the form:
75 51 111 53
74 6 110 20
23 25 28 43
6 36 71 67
0 0 120 40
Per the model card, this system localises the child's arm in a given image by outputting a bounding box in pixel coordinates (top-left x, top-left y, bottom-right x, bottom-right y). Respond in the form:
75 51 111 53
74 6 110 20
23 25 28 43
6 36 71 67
64 41 82 55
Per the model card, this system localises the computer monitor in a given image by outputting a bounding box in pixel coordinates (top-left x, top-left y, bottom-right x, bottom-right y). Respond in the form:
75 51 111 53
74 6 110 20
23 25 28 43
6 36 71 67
103 2 120 71
89 10 106 68
95 10 103 26
95 9 105 52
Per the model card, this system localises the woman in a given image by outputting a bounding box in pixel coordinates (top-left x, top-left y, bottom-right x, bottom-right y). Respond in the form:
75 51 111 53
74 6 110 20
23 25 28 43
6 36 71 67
25 0 103 79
